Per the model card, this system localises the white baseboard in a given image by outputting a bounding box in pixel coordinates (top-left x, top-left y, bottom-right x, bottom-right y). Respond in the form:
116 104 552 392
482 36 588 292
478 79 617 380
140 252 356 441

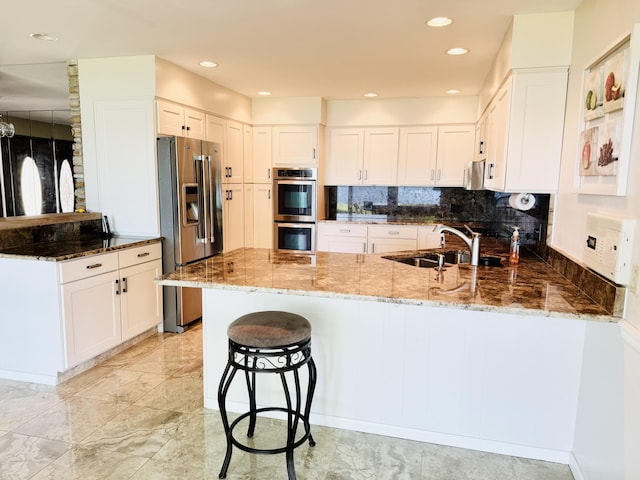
569 452 586 480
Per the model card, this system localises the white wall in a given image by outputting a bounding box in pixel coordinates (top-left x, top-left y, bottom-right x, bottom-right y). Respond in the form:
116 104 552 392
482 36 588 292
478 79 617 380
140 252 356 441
326 96 478 126
551 2 640 479
155 57 251 123
252 96 327 125
477 12 574 114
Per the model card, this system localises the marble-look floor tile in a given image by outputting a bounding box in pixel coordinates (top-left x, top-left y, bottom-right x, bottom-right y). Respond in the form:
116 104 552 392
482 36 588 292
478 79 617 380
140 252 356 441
80 404 184 458
0 324 576 480
73 368 167 404
151 411 228 471
0 432 69 479
30 445 149 480
134 375 204 413
0 388 62 431
54 366 118 398
128 457 208 480
326 428 423 480
13 397 129 444
420 443 574 480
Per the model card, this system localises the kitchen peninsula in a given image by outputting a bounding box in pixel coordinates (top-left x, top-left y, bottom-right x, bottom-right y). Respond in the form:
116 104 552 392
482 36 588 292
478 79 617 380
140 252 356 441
158 245 614 465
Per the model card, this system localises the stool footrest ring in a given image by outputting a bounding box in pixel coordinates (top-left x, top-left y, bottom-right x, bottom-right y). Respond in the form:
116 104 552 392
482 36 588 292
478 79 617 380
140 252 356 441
228 407 314 455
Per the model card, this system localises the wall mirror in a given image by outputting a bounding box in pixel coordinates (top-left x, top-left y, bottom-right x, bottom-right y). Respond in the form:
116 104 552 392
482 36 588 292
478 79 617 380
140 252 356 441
0 110 73 217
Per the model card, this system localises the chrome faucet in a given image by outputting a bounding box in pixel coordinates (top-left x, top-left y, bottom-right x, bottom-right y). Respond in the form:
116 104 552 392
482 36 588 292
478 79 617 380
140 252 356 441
437 224 482 266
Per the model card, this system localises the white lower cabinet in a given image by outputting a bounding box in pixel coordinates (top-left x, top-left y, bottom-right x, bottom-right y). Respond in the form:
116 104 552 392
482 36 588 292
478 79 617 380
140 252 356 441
59 243 162 369
244 183 273 249
367 225 417 254
317 223 368 253
318 223 422 254
223 184 245 253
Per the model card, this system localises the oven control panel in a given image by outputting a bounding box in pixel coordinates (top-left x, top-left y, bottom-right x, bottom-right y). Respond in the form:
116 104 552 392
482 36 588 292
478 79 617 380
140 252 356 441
583 212 635 285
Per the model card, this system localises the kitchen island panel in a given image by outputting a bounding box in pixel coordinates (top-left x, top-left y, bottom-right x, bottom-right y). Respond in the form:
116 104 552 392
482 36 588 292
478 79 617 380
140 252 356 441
202 288 585 463
0 258 64 384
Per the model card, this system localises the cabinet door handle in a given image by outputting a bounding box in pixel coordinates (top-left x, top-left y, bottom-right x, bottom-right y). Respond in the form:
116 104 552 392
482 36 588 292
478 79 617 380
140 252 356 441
229 166 233 178
115 279 120 295
487 163 494 180
437 169 441 181
362 242 367 254
312 148 316 159
339 229 351 233
430 169 435 181
137 252 150 258
122 277 127 293
364 170 368 181
268 189 271 200
267 169 271 179
388 231 400 235
479 140 484 154
371 243 375 254
86 263 102 270
358 170 362 181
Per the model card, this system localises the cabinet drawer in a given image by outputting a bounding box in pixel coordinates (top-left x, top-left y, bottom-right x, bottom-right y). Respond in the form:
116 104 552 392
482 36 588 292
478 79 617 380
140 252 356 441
367 225 417 239
319 223 368 237
59 252 119 284
118 242 162 269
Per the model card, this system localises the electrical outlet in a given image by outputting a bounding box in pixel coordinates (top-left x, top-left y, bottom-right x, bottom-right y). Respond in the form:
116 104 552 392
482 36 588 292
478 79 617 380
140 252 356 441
631 265 640 295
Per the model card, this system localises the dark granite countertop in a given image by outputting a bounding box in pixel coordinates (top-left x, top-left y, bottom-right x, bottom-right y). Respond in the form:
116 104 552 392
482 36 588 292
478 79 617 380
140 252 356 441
0 236 161 262
158 245 613 322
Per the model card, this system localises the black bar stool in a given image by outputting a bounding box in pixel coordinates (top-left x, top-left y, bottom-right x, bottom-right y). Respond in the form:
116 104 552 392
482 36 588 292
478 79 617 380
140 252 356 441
217 311 317 480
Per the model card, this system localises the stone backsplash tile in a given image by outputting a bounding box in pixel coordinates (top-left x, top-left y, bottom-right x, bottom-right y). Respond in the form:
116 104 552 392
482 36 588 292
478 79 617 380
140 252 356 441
544 245 624 316
325 186 550 252
0 218 102 250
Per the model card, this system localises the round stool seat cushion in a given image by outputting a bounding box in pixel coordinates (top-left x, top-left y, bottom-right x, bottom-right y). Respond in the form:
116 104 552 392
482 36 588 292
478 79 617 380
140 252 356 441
227 311 311 348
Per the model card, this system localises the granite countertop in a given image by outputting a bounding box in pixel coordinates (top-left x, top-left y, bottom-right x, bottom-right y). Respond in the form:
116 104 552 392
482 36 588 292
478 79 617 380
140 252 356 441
0 236 162 262
158 244 613 322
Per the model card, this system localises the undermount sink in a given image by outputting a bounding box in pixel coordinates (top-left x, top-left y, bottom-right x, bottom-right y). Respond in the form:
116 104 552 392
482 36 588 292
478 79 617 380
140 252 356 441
384 250 503 268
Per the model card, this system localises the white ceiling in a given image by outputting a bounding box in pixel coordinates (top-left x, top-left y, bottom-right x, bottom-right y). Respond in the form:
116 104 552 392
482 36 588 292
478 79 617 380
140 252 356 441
0 0 582 115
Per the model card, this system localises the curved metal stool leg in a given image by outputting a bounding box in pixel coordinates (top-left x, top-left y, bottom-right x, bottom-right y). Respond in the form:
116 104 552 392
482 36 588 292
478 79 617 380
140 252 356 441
217 362 237 479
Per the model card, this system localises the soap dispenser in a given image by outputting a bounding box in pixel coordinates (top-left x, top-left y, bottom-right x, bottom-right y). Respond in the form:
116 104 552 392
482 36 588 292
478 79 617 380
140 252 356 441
509 227 520 265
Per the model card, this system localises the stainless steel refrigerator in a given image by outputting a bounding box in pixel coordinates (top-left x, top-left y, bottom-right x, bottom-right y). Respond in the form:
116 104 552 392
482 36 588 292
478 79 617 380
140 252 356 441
157 136 223 332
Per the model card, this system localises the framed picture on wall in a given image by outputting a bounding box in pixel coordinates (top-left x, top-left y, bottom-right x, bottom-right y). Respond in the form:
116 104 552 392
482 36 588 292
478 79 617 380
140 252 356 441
574 23 640 196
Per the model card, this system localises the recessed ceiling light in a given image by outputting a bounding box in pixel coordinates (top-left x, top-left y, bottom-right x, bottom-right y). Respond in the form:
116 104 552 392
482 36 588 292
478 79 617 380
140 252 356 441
257 91 271 96
199 61 218 68
447 47 469 56
446 89 461 94
29 33 59 42
364 92 378 98
426 17 453 27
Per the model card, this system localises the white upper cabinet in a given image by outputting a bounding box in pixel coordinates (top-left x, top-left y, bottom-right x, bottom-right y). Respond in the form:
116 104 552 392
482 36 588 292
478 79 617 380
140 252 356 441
326 128 364 185
484 68 568 193
435 124 475 186
325 127 399 185
223 120 244 183
243 125 254 183
363 128 399 185
206 114 225 144
272 125 318 166
251 126 273 183
397 126 438 186
156 100 205 140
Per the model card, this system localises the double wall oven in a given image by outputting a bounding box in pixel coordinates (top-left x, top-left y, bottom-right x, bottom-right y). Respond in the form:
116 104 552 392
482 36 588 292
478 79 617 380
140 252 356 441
273 167 317 253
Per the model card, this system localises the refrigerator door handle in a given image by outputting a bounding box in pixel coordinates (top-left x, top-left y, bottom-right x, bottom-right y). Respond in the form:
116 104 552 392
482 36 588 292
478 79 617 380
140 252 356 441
195 156 208 244
206 155 216 243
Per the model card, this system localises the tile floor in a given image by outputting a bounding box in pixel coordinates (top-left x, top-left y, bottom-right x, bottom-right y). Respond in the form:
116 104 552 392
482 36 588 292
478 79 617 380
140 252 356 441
0 323 575 480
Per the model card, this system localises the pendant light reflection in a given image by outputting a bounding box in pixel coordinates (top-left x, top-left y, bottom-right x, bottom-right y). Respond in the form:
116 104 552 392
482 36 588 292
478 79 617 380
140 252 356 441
0 115 15 138
20 157 43 216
